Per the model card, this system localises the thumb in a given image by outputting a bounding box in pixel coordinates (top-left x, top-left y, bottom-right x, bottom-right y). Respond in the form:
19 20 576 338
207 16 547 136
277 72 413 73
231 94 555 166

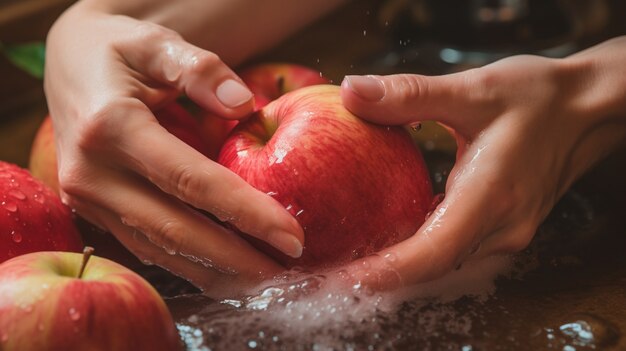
340 73 493 136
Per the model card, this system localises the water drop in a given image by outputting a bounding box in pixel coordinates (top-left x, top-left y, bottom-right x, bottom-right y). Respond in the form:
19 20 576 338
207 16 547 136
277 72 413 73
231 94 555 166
2 201 17 212
68 307 81 321
11 231 22 243
33 193 45 204
7 189 25 200
363 30 367 36
247 340 258 349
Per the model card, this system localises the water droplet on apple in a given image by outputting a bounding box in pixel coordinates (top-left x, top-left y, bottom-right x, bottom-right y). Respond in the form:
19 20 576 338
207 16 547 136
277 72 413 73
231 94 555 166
2 201 17 213
68 307 81 321
11 231 22 243
8 178 18 188
33 193 45 204
7 189 26 200
295 209 304 217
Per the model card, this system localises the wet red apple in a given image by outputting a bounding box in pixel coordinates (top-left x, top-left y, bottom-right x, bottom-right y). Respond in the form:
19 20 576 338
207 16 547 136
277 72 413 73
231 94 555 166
218 85 433 268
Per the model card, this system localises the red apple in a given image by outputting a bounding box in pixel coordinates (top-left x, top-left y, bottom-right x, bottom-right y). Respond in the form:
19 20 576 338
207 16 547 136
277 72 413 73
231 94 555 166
0 161 82 263
201 62 330 159
218 85 433 268
239 62 330 110
0 249 181 351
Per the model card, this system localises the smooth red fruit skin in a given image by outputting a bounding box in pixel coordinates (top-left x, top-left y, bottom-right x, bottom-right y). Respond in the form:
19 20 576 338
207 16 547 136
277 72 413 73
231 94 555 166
218 85 433 268
0 161 82 263
0 252 182 351
238 62 330 110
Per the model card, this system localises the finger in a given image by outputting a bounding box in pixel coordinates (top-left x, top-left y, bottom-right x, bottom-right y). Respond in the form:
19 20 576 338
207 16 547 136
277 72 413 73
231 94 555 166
88 104 304 258
340 72 499 136
92 204 274 296
63 158 287 277
115 22 254 118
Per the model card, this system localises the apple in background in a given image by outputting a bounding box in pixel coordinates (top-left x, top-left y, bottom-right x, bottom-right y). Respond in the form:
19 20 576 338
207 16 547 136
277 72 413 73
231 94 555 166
200 62 330 159
239 62 330 110
218 85 433 268
0 249 182 351
0 161 82 263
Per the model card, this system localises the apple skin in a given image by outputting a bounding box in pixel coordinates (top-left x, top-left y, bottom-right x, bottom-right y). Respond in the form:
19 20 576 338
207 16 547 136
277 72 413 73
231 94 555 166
201 62 329 159
218 85 433 268
0 161 82 263
239 62 330 110
0 251 181 351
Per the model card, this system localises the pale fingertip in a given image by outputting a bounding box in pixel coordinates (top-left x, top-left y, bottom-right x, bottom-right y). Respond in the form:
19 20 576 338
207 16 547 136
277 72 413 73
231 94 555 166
268 231 303 258
343 75 385 102
216 79 253 108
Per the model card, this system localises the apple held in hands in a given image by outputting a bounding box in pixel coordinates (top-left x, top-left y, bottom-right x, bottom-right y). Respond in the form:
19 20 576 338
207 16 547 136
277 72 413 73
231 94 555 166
218 85 433 268
0 161 82 263
0 249 181 351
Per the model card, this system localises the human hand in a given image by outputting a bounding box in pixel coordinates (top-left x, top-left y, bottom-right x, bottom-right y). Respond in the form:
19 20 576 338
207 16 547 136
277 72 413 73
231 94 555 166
44 4 304 295
338 37 626 289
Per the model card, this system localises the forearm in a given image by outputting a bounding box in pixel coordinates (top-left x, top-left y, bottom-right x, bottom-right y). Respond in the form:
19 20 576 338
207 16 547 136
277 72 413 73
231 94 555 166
74 0 349 65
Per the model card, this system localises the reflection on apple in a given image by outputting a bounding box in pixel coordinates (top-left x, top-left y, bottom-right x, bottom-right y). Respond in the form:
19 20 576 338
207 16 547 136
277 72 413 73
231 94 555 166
0 249 181 351
219 85 433 268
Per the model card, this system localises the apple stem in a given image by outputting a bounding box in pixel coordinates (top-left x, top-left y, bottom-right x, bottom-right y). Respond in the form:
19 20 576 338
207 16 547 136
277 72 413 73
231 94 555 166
277 76 285 95
77 246 95 279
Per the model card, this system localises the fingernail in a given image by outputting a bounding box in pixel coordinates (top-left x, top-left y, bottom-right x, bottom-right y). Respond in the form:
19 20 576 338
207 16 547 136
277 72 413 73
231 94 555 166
268 231 303 258
216 79 253 108
344 75 385 101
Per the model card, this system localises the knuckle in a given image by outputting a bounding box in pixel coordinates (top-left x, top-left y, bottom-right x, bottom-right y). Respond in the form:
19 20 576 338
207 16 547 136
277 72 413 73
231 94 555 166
168 164 207 205
152 219 188 254
132 21 180 43
57 160 89 199
389 74 426 104
185 50 222 77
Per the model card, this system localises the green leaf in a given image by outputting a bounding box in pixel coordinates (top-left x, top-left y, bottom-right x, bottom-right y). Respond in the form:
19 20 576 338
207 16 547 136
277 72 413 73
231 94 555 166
0 41 46 80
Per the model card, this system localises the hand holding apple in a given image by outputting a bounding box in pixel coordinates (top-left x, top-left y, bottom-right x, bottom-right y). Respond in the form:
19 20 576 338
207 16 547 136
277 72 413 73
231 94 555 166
218 85 433 268
0 248 181 351
0 161 82 263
